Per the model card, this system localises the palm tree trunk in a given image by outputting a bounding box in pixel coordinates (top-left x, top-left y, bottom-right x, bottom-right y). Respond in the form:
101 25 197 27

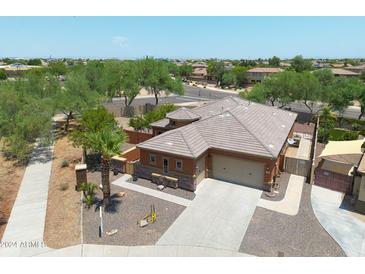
101 156 111 206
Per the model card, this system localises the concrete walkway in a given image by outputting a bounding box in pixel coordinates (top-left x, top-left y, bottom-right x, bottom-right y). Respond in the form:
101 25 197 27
311 185 365 257
157 179 262 251
257 174 305 216
112 175 191 207
37 244 252 257
0 141 54 257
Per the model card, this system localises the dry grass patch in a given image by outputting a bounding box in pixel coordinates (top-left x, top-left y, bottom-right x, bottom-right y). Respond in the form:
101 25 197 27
44 136 82 248
0 147 26 239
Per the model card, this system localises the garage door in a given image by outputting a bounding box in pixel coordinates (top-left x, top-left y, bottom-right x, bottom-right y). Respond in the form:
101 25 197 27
212 154 265 189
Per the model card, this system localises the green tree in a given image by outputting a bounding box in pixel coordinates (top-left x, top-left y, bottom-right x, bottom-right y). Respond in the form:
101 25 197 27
55 70 100 132
48 61 67 75
328 78 357 126
140 57 183 105
295 72 321 113
291 55 313 72
84 128 127 206
178 64 193 80
0 69 7 80
27 59 42 66
231 66 248 87
318 107 336 143
70 106 118 162
244 70 297 108
221 71 237 87
84 60 105 92
0 81 54 162
268 56 281 67
119 61 142 106
207 61 225 85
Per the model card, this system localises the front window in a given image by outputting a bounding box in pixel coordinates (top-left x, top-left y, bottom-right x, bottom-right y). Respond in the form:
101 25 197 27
176 159 183 171
149 154 156 165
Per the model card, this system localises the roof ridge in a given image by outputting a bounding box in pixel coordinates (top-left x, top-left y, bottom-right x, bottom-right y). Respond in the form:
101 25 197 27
227 109 274 157
179 127 197 157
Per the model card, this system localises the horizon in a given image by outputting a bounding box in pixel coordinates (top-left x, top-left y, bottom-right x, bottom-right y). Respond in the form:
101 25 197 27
0 16 365 59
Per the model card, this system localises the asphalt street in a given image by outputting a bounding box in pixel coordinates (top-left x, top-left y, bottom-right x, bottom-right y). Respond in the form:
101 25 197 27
111 84 364 120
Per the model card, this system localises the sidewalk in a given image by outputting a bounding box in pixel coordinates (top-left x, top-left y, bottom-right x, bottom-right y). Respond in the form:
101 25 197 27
37 244 253 257
112 175 191 207
257 174 305 216
0 141 54 256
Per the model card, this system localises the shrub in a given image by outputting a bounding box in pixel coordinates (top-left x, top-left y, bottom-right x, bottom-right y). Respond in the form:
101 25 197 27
79 182 97 208
343 131 359 141
61 160 70 168
59 182 69 191
352 123 361 131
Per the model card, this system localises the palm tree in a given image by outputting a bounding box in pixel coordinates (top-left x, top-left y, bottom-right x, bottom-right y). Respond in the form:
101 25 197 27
85 128 127 206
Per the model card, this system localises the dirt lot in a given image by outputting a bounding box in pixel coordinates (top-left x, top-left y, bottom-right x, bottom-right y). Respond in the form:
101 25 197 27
0 150 26 240
43 136 82 248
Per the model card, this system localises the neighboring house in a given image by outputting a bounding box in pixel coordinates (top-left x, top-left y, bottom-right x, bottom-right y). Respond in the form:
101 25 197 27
345 64 365 74
353 154 365 213
329 68 360 77
135 96 297 191
246 67 283 84
314 139 364 194
189 63 208 82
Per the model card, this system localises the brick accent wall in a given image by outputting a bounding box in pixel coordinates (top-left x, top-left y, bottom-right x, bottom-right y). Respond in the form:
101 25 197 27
124 129 153 144
134 161 196 191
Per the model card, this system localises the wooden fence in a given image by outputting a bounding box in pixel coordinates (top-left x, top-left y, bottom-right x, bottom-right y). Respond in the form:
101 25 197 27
284 157 312 177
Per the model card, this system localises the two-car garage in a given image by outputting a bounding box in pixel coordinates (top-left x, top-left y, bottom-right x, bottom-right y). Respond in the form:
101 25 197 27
211 154 266 190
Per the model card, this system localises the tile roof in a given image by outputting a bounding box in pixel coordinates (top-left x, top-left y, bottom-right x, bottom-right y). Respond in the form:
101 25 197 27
166 107 201 120
150 118 170 128
138 97 297 159
247 67 283 73
330 68 360 76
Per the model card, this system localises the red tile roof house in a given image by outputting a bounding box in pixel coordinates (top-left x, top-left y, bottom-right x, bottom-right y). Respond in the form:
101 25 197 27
246 67 283 84
134 97 297 192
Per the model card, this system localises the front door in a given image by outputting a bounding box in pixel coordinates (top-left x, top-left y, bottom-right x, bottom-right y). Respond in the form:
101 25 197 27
163 158 169 174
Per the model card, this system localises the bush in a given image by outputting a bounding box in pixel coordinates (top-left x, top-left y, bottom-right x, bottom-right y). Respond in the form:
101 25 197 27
80 182 97 208
343 131 359 141
61 160 70 168
360 129 365 137
352 123 361 131
59 182 69 191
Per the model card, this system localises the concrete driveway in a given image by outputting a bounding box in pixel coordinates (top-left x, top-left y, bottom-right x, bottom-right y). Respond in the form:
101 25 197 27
156 179 262 251
311 185 365 256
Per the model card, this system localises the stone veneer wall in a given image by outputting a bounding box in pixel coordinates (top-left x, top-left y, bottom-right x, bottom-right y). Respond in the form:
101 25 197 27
134 161 196 191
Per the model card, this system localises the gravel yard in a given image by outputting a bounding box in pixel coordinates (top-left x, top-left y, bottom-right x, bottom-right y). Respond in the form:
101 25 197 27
83 184 186 246
261 172 290 202
240 183 346 257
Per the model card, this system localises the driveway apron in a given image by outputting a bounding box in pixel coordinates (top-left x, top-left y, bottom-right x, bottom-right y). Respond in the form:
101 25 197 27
156 179 262 251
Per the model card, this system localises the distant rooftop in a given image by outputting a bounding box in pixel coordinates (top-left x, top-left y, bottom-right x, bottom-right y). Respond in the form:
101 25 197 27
247 67 283 73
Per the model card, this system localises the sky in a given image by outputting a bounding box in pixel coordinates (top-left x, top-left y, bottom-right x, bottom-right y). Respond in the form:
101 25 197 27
0 16 364 59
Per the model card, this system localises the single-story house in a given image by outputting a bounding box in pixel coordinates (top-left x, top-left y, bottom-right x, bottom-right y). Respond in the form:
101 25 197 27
345 64 365 74
134 96 297 191
314 139 364 194
246 67 283 84
330 68 360 77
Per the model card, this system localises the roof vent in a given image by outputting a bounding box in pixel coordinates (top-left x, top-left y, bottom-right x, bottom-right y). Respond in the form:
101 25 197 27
166 142 173 146
281 124 286 128
268 144 274 148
